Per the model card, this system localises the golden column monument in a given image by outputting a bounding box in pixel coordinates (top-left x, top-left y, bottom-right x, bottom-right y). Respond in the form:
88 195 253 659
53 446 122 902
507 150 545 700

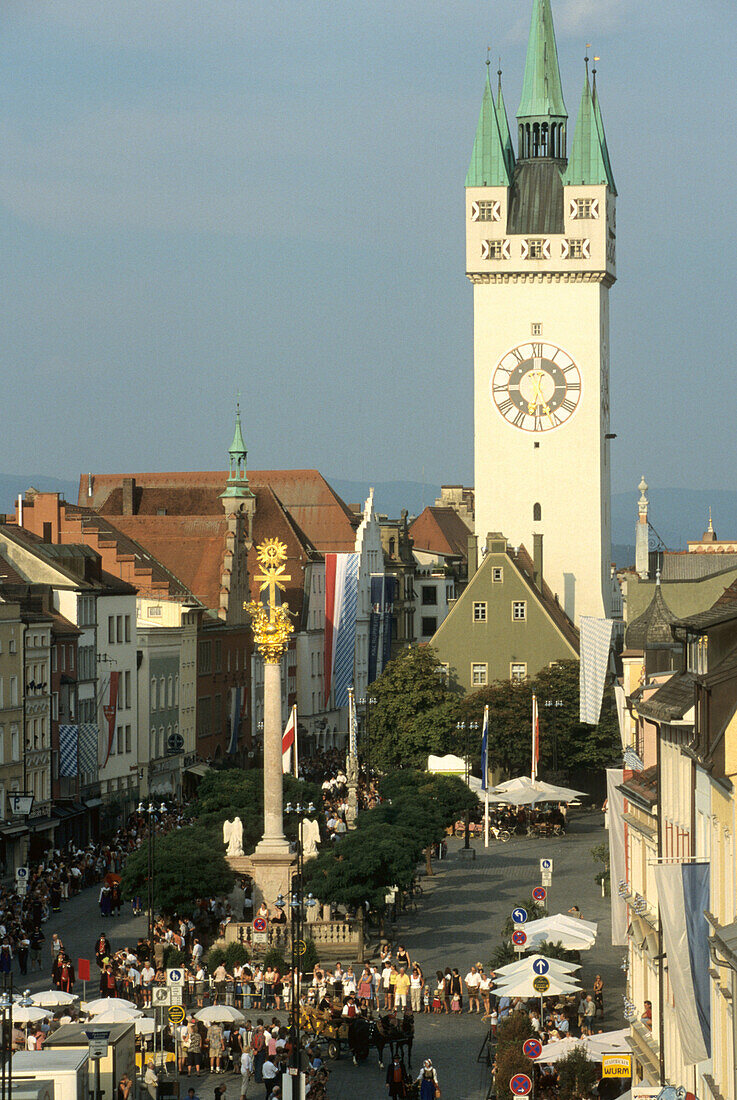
245 539 296 906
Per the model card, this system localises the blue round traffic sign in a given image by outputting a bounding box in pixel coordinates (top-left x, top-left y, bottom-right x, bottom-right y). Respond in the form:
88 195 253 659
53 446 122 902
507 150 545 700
532 886 547 902
531 958 549 975
253 917 267 932
511 929 527 946
510 1073 532 1096
522 1038 543 1060
168 969 182 983
512 907 528 924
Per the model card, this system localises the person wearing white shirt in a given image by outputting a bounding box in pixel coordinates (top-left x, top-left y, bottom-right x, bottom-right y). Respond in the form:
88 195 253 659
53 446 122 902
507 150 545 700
239 1050 253 1100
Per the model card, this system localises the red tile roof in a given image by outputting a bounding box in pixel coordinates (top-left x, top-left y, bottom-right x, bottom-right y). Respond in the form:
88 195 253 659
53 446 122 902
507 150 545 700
79 470 358 554
409 507 471 559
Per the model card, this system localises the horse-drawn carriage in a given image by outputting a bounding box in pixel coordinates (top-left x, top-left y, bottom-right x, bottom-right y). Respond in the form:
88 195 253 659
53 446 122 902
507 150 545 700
299 1004 414 1067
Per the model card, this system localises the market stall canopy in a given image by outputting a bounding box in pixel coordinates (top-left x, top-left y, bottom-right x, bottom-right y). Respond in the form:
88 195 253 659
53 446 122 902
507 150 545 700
522 913 598 951
538 1028 631 1063
87 1003 142 1023
493 971 581 998
86 997 138 1014
194 1005 245 1024
489 776 588 805
31 991 78 1008
12 1005 52 1024
493 954 581 978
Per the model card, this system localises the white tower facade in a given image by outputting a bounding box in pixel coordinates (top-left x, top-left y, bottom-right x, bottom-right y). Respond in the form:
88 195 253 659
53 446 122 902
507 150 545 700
467 0 616 623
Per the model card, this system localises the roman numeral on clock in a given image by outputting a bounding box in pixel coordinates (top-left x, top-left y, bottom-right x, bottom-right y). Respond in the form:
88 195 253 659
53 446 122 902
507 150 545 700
497 398 513 416
513 410 526 428
561 398 577 413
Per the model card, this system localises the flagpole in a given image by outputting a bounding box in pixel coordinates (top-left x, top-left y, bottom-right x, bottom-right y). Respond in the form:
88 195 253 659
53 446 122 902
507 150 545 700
531 694 537 783
292 705 299 777
482 705 489 848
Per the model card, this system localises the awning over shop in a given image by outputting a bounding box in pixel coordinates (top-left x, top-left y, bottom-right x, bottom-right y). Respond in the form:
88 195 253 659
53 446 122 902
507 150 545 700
184 763 210 778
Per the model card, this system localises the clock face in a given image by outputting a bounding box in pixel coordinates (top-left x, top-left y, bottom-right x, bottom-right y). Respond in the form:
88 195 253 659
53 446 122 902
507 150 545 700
491 341 581 432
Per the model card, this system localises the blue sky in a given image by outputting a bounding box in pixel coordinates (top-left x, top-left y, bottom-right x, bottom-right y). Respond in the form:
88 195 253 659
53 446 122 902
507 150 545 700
2 0 735 506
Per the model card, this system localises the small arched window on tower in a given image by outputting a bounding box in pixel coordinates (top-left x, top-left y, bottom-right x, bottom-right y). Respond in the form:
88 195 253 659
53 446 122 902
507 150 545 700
533 502 542 522
389 537 396 557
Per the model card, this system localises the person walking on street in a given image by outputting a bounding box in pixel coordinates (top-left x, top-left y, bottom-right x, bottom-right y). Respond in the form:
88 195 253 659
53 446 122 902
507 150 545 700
415 1059 440 1100
583 994 596 1036
239 1048 254 1099
593 974 604 1018
144 1060 158 1100
261 1056 278 1099
386 1054 409 1098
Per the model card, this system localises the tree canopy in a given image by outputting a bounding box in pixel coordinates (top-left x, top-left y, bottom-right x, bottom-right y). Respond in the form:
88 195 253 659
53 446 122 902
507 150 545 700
120 825 235 915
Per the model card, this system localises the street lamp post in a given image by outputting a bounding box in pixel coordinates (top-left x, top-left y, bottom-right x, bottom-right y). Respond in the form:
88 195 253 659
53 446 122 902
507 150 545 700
0 987 13 1100
137 801 167 960
543 699 563 773
358 696 377 785
284 802 317 1075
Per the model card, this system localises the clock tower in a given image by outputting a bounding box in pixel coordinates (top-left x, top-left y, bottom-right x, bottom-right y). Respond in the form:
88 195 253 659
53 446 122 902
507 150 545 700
467 0 616 623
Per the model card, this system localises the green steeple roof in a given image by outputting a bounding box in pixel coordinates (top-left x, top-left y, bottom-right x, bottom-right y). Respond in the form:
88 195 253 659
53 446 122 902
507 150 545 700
561 70 614 190
466 67 512 188
221 402 254 501
518 0 567 121
229 406 247 460
496 73 515 177
592 75 617 194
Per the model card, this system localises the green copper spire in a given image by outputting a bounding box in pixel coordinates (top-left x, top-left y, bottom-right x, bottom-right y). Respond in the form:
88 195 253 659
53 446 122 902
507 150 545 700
592 71 617 194
518 0 567 120
466 64 512 188
561 69 614 190
496 69 515 177
221 398 254 500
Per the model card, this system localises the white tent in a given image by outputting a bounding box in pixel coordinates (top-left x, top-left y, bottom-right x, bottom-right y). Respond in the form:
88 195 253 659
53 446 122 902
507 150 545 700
521 913 598 951
493 971 581 999
489 776 588 805
87 1003 143 1023
538 1028 631 1063
493 953 581 978
86 997 138 1014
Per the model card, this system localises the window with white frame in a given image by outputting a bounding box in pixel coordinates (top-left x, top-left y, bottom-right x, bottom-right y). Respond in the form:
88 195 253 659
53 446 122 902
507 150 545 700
492 567 503 583
511 663 527 682
473 602 487 622
471 663 488 686
476 200 501 221
531 322 542 336
574 197 596 219
512 601 527 621
108 617 115 645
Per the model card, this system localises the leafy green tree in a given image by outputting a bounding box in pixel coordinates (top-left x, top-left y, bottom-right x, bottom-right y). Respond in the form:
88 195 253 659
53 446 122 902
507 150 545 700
500 897 546 938
379 771 478 872
303 822 419 911
367 646 459 770
556 1047 600 1100
494 1014 536 1100
121 825 235 915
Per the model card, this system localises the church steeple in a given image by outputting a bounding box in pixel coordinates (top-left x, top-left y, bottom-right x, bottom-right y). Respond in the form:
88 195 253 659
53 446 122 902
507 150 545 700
517 0 567 160
592 68 617 194
561 65 614 190
221 400 255 504
466 63 512 188
496 68 515 178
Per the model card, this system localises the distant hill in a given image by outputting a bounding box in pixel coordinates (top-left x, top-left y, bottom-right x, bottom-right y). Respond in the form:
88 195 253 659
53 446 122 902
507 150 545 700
0 474 78 516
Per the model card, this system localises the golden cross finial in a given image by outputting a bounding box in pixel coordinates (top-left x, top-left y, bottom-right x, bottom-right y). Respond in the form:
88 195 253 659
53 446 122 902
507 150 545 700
253 538 291 624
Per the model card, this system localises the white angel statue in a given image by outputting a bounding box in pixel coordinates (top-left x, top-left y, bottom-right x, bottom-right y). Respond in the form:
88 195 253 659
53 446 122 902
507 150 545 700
223 816 244 857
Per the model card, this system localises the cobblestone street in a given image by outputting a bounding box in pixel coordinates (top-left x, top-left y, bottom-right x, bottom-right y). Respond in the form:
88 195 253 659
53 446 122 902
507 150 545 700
20 809 623 1099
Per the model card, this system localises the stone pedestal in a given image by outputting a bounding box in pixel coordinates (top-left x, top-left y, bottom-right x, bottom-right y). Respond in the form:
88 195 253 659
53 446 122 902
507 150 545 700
250 849 296 911
458 846 476 861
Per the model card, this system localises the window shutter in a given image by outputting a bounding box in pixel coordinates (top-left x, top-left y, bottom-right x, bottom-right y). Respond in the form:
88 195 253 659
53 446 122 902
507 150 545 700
470 201 480 222
491 200 501 222
582 239 591 259
502 240 511 259
520 240 529 260
569 200 578 219
591 199 599 218
561 239 569 260
481 240 490 260
542 239 551 260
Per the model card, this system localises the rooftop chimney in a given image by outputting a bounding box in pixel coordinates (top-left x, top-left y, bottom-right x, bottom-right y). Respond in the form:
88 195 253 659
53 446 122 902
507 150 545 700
533 533 544 590
87 473 93 499
122 477 135 516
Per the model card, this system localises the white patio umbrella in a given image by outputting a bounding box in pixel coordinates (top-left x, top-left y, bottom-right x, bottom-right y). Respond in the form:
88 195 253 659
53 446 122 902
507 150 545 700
86 997 138 1015
493 953 581 978
521 913 597 952
492 971 581 999
538 1028 630 1063
194 1005 245 1025
31 991 78 1008
134 1017 156 1036
490 776 588 805
12 1005 51 1024
88 1003 143 1023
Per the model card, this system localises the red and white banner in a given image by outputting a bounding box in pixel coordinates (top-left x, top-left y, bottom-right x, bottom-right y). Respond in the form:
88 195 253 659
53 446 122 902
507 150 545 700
531 693 540 782
282 704 298 775
102 671 119 767
324 553 353 702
